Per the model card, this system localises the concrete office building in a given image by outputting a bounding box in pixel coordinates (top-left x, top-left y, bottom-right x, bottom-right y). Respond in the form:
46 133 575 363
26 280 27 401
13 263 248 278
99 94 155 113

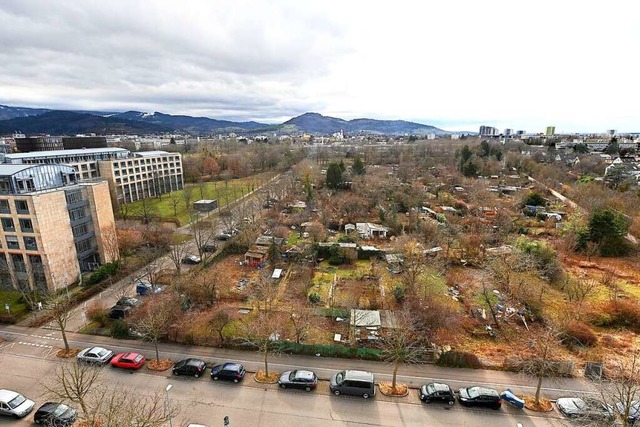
3 148 183 204
479 125 498 136
98 151 183 204
545 126 556 136
0 164 117 292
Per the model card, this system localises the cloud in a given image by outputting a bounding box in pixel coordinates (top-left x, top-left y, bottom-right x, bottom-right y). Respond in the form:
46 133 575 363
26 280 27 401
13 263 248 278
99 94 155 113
0 0 638 131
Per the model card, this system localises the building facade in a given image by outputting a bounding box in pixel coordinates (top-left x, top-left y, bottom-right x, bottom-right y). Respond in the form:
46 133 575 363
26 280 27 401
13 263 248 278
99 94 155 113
0 164 117 292
3 148 183 204
15 136 107 152
98 151 183 204
545 126 556 136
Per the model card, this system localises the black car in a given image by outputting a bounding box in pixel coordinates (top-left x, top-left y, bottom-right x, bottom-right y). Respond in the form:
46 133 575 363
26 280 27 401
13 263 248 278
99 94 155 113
34 402 77 426
419 383 455 405
216 233 231 241
116 296 141 308
173 358 207 378
557 397 614 422
458 386 502 410
211 362 245 382
201 243 217 253
278 370 318 392
181 255 201 265
108 305 131 319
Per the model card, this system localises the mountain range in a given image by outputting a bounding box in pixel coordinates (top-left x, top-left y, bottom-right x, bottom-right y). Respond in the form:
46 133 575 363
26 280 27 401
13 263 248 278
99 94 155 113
0 104 449 136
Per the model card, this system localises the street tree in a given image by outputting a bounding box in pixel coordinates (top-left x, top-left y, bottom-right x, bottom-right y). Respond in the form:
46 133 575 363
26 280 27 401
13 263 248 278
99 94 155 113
379 312 422 392
132 295 179 362
596 352 640 427
47 293 73 353
166 233 189 275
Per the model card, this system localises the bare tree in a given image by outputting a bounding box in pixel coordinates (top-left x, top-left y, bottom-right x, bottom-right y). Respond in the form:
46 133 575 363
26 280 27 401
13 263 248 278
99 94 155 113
242 310 283 380
47 294 73 352
210 308 235 345
289 311 310 344
131 295 179 362
168 191 182 218
479 281 501 330
95 387 178 427
135 196 156 225
189 213 217 260
42 361 102 421
166 233 189 275
379 312 422 391
597 352 640 427
136 246 166 290
101 224 120 264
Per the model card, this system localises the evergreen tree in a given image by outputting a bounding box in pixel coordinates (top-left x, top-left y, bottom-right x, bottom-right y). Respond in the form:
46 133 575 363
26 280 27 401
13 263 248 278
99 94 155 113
326 163 343 189
352 156 366 175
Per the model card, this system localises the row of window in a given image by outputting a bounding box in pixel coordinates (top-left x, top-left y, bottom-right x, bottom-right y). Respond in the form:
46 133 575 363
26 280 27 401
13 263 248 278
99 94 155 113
1 218 33 233
0 253 42 274
0 199 29 214
115 171 182 183
114 166 181 177
3 235 37 251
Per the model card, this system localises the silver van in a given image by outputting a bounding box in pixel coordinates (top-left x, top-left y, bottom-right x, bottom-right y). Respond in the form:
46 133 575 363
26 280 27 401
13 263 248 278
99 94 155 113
329 370 376 399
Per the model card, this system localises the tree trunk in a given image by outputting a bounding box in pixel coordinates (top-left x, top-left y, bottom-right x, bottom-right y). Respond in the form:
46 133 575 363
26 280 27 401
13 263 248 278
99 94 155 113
263 342 269 377
392 360 399 390
58 319 70 352
154 339 160 362
534 374 543 406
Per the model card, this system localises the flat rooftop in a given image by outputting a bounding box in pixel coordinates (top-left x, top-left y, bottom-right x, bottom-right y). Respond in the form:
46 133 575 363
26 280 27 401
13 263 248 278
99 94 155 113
5 147 129 159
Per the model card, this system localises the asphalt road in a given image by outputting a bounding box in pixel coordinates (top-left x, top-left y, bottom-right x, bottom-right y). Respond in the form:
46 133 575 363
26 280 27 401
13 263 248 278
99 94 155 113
0 340 568 427
0 325 590 426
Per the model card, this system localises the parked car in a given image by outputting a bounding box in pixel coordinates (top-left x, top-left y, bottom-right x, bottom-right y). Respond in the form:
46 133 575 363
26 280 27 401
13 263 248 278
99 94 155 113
210 362 245 382
77 346 114 365
108 305 131 319
182 255 202 264
116 296 141 307
34 402 77 426
458 386 502 409
419 383 455 405
616 400 640 425
173 358 207 378
500 389 525 409
201 243 217 253
110 352 146 370
278 370 318 392
556 397 615 422
329 370 376 399
0 389 35 418
135 280 163 296
216 233 231 241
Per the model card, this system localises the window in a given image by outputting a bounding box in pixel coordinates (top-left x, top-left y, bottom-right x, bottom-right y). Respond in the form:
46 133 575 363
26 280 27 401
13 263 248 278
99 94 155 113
75 238 93 254
23 236 37 251
0 200 9 213
69 207 87 221
19 218 33 233
1 218 15 232
65 190 82 205
6 236 19 249
11 253 26 272
72 223 89 237
15 200 29 214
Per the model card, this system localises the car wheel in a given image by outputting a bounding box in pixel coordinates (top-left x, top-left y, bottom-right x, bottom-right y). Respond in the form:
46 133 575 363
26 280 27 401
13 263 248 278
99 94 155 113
173 371 178 376
448 400 454 406
280 384 286 389
334 390 341 396
305 386 311 392
195 373 200 378
362 393 370 399
492 405 501 410
233 378 239 383
213 376 219 381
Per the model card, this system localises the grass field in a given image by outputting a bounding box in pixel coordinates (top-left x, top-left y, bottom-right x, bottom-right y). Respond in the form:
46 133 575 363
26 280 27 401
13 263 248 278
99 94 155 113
0 290 30 319
126 172 276 226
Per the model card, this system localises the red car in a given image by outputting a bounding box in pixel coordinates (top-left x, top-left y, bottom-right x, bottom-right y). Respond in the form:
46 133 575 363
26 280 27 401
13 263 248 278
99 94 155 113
110 352 146 370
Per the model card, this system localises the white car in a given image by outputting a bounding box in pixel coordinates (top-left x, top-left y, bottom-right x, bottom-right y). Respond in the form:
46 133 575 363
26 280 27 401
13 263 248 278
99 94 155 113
0 389 35 418
77 346 114 365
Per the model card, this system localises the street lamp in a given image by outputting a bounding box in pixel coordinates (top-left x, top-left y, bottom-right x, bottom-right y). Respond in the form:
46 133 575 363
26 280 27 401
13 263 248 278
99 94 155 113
165 384 173 427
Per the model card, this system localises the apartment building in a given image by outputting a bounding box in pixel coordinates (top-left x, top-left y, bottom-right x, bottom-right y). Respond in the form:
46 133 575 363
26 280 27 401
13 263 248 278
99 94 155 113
3 148 183 204
14 136 108 152
0 164 117 292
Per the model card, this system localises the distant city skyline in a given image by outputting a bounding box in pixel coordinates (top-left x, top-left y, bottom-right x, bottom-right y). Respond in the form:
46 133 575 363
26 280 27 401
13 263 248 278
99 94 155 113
0 1 638 133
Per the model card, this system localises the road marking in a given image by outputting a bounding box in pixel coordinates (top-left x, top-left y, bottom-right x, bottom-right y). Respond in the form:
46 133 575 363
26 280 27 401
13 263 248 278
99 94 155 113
18 341 52 349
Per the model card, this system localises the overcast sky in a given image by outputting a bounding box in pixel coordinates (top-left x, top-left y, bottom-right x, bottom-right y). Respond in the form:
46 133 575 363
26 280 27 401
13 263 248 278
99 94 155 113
1 0 638 132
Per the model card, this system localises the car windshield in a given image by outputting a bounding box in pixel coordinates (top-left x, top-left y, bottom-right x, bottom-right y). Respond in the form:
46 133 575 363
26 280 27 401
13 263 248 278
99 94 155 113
335 371 345 384
467 388 480 398
53 404 70 416
134 355 143 362
97 349 109 357
426 384 436 394
7 394 26 409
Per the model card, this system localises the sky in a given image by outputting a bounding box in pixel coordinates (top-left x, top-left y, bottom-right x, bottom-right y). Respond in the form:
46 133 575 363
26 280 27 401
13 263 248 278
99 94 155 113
0 0 638 133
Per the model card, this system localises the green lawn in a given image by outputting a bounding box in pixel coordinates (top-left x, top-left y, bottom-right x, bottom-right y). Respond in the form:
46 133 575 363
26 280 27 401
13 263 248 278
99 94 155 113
0 290 30 319
126 172 276 226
